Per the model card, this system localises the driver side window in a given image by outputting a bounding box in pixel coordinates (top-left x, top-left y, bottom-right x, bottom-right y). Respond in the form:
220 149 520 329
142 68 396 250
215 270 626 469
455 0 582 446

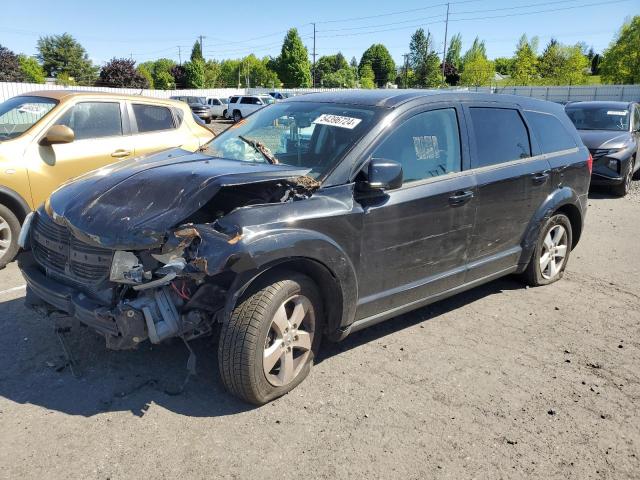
373 108 461 184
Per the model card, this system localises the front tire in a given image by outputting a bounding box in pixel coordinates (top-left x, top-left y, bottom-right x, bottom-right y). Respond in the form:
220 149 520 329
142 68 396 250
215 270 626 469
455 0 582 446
218 272 322 405
0 204 21 268
233 110 242 123
611 158 634 197
521 213 572 286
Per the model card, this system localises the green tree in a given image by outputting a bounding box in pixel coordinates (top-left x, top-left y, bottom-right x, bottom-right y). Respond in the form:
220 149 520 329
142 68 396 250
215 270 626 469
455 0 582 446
359 63 376 89
36 33 98 85
600 16 640 84
19 55 45 83
409 29 442 87
191 39 204 62
323 68 357 88
99 58 149 88
445 33 463 71
539 40 588 85
359 44 395 87
494 57 515 76
137 63 154 88
314 53 349 85
591 53 602 75
219 59 242 87
203 59 221 87
512 34 538 85
461 37 487 69
276 28 311 87
0 45 25 81
184 59 205 88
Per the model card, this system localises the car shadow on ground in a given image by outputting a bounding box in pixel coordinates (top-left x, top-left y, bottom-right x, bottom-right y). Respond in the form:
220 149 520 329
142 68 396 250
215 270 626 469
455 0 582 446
0 276 524 418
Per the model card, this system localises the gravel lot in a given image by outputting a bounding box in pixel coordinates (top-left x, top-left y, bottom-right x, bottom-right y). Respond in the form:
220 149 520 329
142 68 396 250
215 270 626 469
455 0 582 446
0 120 638 479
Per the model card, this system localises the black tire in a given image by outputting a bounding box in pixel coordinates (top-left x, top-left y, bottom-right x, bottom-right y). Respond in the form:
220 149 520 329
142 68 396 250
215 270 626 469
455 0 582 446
205 117 212 124
222 109 227 119
218 271 322 405
233 110 242 123
611 158 634 197
521 213 572 287
0 204 21 268
631 156 639 180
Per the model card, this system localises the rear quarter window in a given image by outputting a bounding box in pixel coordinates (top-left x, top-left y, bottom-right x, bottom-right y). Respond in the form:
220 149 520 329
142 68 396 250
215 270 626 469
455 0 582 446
524 111 576 153
132 104 175 133
469 107 531 168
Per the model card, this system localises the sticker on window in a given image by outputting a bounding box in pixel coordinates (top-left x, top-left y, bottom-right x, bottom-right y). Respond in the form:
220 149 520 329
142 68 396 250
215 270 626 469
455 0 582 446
17 103 48 115
313 114 362 129
607 111 627 116
413 135 440 160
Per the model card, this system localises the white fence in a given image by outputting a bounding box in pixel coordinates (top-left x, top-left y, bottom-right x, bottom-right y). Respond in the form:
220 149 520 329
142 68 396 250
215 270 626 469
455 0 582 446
1 82 639 104
0 81 244 102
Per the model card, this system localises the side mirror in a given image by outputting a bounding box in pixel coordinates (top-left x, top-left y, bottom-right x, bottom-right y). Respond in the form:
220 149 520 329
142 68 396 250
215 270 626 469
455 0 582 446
361 158 403 191
40 125 74 146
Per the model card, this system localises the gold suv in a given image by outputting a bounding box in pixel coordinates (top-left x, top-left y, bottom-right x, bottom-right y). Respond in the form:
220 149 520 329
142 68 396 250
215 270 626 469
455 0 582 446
0 90 214 266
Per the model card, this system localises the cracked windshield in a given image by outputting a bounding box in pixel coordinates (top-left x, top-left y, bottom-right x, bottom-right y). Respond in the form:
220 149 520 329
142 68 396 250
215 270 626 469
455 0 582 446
204 102 380 179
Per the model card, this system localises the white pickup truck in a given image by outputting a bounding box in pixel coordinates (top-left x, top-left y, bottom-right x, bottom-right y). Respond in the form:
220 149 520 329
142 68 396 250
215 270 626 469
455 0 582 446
226 95 275 122
206 97 229 119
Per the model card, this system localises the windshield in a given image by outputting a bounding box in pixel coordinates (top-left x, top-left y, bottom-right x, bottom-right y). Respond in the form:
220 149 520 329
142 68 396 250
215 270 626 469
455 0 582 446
566 105 630 131
203 101 381 179
0 96 58 141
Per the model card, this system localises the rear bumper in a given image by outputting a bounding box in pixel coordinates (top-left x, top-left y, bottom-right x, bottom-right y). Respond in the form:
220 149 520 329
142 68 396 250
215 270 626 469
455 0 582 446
591 172 624 186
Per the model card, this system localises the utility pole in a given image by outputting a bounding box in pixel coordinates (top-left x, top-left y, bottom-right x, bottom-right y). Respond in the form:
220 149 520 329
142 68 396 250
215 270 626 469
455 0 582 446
441 2 450 85
178 46 182 65
312 22 317 88
402 54 409 89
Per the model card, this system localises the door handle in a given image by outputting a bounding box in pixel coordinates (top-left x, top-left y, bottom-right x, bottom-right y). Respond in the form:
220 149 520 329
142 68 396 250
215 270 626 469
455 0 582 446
532 171 550 184
111 149 131 158
448 190 474 206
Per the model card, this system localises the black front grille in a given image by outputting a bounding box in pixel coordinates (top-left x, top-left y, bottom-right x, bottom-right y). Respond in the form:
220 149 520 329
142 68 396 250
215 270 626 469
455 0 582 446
31 212 113 287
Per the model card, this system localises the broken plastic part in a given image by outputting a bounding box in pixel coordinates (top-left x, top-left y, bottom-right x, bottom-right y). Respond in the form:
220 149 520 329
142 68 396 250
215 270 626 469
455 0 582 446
110 251 144 284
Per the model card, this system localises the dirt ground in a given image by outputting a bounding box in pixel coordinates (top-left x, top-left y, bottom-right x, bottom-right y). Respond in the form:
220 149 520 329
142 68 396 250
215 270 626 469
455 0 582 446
0 123 638 479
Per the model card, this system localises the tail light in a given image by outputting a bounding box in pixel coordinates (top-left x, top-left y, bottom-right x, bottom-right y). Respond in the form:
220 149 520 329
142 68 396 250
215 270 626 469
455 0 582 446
586 153 593 174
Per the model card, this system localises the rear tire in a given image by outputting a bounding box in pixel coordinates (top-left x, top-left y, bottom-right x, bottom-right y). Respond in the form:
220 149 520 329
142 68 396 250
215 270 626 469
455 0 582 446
521 213 572 286
218 272 322 405
0 204 21 268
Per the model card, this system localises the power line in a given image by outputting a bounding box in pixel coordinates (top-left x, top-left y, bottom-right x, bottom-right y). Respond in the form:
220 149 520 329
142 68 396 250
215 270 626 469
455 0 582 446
318 13 446 33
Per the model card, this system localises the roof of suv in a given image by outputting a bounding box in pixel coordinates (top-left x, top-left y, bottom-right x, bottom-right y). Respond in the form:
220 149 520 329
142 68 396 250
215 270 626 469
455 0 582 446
283 89 565 111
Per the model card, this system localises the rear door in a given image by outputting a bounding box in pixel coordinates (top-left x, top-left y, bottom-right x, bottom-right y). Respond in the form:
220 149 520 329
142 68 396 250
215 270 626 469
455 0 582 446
356 104 477 320
25 99 134 207
463 103 552 281
127 102 187 157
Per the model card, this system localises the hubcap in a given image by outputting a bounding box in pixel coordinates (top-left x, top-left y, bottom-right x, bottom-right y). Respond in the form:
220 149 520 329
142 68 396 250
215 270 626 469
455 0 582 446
0 215 12 255
540 224 568 280
263 294 315 387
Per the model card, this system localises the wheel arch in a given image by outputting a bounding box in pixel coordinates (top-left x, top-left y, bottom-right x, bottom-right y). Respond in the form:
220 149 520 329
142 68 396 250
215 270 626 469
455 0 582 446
0 186 31 224
223 255 355 341
518 187 585 268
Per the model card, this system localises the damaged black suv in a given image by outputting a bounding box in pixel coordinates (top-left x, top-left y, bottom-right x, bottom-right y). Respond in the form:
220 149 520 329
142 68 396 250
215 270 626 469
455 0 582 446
19 91 591 405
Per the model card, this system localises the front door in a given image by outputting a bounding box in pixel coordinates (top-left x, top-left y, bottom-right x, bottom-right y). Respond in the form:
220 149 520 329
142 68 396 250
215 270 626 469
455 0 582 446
25 100 134 207
356 106 477 320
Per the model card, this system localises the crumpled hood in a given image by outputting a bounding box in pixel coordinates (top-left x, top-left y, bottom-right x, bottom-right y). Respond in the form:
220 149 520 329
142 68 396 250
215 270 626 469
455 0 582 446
578 130 633 150
48 148 310 249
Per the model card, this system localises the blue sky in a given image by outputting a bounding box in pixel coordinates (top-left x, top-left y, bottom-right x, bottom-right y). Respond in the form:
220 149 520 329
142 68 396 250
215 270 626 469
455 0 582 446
0 0 636 67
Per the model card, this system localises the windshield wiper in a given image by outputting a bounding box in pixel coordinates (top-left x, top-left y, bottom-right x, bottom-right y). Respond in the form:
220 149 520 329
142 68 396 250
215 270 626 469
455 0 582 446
238 135 279 165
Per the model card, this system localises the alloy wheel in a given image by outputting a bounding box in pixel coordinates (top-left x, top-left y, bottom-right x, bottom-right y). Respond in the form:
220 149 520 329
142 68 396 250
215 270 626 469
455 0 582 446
0 215 12 256
539 224 568 280
263 294 315 387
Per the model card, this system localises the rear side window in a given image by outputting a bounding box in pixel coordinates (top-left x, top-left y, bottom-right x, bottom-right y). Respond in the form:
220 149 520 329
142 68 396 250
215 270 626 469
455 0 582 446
56 102 122 140
132 104 175 133
469 107 531 168
373 108 461 184
524 111 576 153
240 97 253 104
